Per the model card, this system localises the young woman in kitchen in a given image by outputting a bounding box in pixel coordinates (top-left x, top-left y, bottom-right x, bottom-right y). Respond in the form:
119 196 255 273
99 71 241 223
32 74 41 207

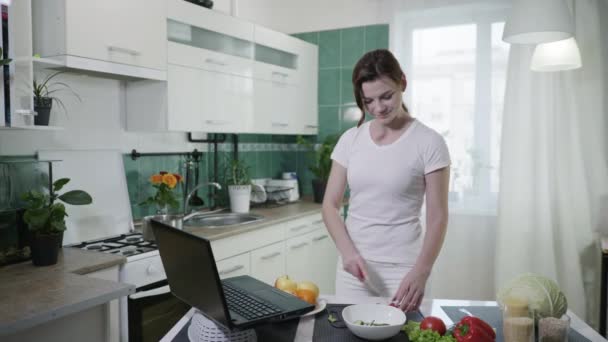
322 49 450 312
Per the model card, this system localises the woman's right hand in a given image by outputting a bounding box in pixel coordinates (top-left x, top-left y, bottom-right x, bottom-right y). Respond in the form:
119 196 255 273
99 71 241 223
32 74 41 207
342 253 368 282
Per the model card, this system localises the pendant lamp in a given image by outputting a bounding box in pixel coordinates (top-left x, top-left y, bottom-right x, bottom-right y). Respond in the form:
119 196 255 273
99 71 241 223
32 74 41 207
503 0 573 44
531 37 582 71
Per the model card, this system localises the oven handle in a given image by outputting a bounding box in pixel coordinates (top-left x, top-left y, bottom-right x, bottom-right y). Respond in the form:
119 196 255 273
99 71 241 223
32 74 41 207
129 284 172 300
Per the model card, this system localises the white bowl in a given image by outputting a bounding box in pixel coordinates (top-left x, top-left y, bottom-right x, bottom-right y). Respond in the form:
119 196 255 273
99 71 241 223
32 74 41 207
342 304 407 341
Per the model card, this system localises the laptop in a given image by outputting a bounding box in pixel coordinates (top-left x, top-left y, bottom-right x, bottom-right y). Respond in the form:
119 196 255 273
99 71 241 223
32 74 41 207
151 219 315 330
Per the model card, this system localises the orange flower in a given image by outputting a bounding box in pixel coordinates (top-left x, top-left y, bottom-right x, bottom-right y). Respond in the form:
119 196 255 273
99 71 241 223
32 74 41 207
150 174 162 185
162 173 178 189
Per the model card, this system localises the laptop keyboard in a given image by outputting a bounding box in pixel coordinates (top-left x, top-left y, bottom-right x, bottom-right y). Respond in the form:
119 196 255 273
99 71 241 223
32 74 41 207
223 283 282 320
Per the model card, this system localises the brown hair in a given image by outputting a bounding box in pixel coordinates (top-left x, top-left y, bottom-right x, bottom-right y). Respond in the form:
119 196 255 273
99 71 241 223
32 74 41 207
352 49 408 127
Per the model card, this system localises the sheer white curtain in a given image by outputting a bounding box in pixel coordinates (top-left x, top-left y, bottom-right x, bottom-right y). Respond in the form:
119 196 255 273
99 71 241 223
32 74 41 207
495 0 606 325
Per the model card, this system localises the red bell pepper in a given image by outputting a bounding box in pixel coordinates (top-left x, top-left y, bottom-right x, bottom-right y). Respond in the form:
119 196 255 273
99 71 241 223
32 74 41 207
453 316 495 342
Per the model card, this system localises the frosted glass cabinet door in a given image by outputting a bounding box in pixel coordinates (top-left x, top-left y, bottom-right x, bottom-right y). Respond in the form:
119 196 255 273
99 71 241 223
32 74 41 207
64 0 166 70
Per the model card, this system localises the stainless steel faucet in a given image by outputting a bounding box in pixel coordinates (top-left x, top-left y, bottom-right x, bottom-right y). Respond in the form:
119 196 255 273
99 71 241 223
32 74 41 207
183 182 222 218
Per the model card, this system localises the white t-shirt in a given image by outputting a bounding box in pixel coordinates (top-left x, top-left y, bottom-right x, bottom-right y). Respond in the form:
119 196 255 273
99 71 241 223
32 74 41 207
331 119 450 263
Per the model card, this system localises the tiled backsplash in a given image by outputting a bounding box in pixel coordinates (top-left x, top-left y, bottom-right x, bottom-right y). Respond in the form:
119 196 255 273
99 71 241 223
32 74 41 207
2 24 388 221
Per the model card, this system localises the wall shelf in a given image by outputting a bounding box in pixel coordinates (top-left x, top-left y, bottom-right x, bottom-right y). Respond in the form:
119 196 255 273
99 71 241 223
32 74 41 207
0 125 64 131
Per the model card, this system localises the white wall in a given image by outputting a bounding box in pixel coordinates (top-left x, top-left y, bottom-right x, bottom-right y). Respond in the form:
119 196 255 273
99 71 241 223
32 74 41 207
0 74 205 156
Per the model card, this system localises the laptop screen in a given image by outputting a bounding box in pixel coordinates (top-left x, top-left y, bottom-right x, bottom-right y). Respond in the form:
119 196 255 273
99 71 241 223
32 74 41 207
151 219 231 328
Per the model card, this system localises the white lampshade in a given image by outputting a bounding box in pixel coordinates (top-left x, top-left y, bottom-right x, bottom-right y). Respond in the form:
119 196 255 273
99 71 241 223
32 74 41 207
531 37 582 72
503 0 574 44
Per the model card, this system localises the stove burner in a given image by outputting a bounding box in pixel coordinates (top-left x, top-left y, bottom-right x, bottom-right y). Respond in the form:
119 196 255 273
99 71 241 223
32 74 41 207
126 237 142 243
123 250 136 256
86 245 102 250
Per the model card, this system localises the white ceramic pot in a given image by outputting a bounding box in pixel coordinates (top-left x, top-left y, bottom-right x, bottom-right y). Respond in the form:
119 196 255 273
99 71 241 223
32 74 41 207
228 184 252 213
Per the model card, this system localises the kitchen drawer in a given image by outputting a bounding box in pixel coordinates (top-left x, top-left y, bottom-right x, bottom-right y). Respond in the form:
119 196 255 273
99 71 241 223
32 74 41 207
121 255 166 288
168 42 253 78
284 213 324 238
253 61 299 86
217 252 250 279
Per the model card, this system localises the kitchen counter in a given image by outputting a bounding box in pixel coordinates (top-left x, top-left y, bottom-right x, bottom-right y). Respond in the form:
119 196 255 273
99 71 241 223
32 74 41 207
181 199 326 241
0 248 134 336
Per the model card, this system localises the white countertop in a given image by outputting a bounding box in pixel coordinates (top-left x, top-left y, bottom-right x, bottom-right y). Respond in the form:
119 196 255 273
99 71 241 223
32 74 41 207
161 296 606 342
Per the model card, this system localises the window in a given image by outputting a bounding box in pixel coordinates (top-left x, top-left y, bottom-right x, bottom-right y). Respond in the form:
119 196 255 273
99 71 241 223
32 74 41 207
393 5 510 214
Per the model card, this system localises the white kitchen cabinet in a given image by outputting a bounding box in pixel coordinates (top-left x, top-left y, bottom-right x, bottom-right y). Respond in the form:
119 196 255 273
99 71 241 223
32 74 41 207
309 229 338 295
285 227 337 295
217 252 250 279
31 0 166 78
252 25 318 135
250 241 285 285
86 266 121 342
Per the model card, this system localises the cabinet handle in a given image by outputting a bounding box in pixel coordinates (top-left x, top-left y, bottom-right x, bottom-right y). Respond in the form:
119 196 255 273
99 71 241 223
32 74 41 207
205 120 231 125
313 235 329 242
205 58 227 66
272 122 289 127
305 125 318 128
290 224 308 232
260 251 282 260
108 45 141 56
219 265 245 275
272 71 289 77
290 242 309 250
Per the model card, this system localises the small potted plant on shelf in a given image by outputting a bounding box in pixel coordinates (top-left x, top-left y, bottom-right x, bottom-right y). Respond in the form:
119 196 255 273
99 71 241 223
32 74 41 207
225 159 251 213
32 71 81 126
297 134 339 203
21 178 92 266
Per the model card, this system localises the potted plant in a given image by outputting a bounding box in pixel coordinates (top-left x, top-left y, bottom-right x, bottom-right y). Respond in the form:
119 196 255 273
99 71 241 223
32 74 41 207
33 71 81 126
225 159 251 213
21 178 92 266
297 134 339 203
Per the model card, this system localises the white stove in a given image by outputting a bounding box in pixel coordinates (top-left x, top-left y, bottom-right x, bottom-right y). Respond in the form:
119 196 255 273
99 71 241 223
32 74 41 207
68 232 159 261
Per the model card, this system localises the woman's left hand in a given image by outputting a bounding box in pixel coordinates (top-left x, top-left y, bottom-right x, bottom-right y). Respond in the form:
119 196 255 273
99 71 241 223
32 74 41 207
392 268 430 312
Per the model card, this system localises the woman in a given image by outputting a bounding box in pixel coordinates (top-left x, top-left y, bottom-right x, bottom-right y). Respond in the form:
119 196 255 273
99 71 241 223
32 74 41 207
322 49 450 312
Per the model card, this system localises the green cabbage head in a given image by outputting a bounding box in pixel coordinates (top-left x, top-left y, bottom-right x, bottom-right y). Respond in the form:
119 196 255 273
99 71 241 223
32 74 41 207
497 273 568 320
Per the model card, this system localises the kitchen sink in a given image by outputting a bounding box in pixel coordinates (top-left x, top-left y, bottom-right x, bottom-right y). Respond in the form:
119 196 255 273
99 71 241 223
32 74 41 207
183 211 264 228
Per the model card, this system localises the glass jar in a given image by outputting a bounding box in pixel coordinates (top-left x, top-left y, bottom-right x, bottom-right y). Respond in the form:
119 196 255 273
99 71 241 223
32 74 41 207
539 314 570 342
502 299 535 342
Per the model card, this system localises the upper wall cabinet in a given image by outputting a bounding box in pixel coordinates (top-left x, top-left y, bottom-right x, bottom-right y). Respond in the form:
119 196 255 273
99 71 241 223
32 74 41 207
31 0 167 80
127 0 318 134
252 26 318 135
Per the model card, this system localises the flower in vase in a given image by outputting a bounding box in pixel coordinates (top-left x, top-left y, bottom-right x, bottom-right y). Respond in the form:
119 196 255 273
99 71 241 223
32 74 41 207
139 171 183 213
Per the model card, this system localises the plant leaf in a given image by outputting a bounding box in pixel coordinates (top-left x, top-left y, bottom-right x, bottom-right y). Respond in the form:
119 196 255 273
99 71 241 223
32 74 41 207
53 178 70 192
23 208 50 229
58 190 92 205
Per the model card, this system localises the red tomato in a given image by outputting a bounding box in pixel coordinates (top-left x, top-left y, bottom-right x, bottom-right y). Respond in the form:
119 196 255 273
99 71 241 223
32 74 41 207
420 316 447 336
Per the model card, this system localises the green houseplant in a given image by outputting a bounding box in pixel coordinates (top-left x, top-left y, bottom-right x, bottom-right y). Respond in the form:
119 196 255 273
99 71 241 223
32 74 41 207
22 178 92 266
224 159 252 213
297 134 339 203
33 71 81 126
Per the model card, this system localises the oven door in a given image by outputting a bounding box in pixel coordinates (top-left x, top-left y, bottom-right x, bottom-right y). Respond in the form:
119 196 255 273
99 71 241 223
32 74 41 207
127 280 191 342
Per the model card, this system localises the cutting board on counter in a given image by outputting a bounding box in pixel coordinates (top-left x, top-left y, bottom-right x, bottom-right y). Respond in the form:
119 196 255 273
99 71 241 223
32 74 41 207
37 149 133 245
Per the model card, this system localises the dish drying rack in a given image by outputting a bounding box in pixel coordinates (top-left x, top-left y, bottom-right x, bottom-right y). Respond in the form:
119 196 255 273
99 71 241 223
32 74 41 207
251 186 297 208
